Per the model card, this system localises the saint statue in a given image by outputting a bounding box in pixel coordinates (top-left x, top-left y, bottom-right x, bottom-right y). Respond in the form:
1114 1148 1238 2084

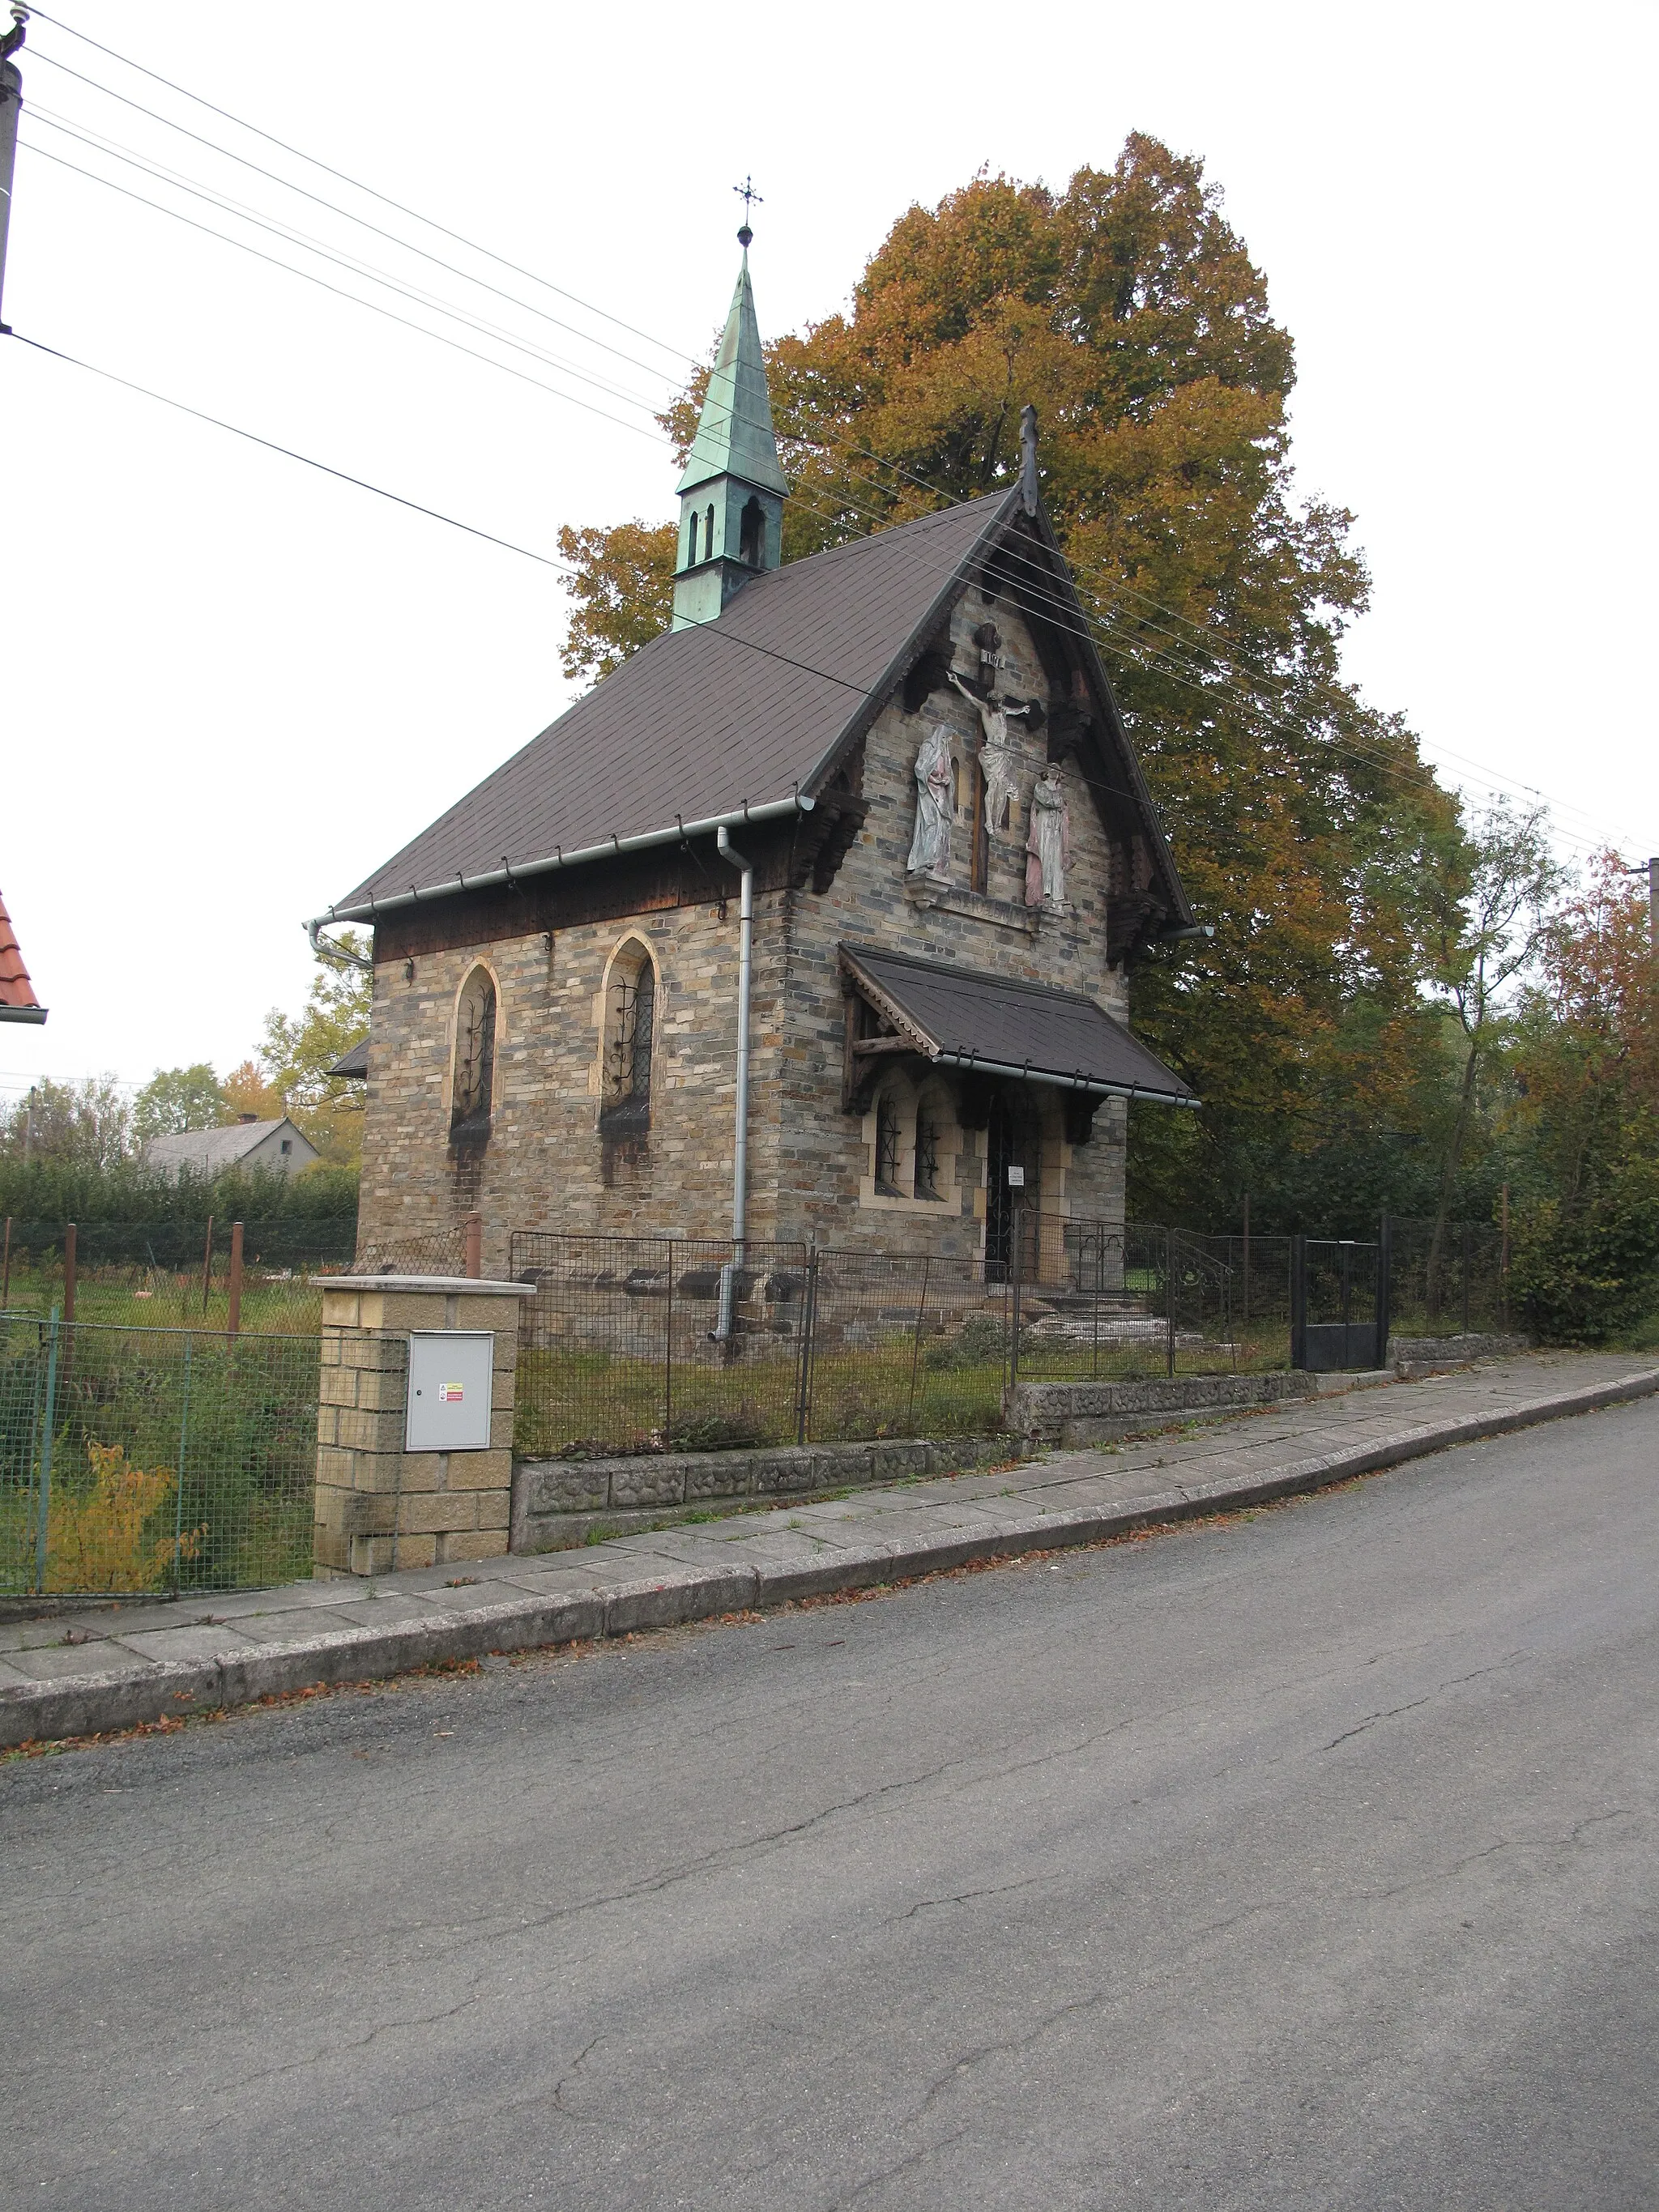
1025 763 1069 908
906 725 953 881
946 668 1034 835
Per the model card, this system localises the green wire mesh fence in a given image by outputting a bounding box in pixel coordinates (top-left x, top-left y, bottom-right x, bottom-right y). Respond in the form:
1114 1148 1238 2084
0 1311 319 1596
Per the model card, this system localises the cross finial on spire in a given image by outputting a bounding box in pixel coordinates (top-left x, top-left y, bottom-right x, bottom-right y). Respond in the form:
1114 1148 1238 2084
733 174 762 249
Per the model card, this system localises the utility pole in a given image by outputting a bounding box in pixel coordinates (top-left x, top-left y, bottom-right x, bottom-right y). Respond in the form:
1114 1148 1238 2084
0 7 27 334
1626 857 1659 969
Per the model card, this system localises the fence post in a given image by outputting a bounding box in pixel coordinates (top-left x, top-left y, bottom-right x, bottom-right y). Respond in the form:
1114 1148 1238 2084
62 1223 76 1328
1241 1193 1251 1327
1461 1221 1472 1335
173 1334 192 1598
905 1255 932 1435
34 1304 61 1593
228 1222 244 1342
794 1246 818 1447
1 1215 10 1309
1166 1227 1176 1379
1290 1235 1307 1370
464 1212 483 1280
663 1239 674 1445
1009 1208 1024 1391
1090 1229 1101 1380
200 1215 215 1315
1500 1183 1511 1327
1375 1212 1392 1370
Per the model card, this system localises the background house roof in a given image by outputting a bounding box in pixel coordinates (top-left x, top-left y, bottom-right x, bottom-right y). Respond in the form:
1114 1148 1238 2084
0 888 46 1024
842 944 1198 1106
144 1118 315 1175
333 493 1013 913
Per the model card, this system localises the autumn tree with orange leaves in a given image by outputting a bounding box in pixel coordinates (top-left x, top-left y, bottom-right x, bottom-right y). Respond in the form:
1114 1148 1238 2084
558 143 1520 1231
1503 855 1659 1339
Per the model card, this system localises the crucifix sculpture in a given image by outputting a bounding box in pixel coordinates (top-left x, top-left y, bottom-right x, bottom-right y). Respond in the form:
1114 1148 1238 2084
946 667 1035 836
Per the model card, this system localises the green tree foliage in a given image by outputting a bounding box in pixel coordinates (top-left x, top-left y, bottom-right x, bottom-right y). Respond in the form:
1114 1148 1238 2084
258 931 372 1166
557 519 676 687
131 1063 229 1148
0 1076 130 1171
1418 803 1562 1281
1503 855 1659 1340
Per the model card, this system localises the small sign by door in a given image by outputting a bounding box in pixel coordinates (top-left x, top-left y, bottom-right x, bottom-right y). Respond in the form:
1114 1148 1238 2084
1007 1165 1025 1187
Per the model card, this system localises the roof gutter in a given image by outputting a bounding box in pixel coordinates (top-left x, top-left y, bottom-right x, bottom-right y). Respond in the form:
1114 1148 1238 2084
306 793 816 936
0 1004 48 1025
928 1051 1201 1109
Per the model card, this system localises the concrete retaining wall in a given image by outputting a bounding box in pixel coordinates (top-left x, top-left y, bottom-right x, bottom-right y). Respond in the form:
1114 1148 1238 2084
511 1434 1017 1553
1388 1332 1530 1376
1007 1370 1322 1448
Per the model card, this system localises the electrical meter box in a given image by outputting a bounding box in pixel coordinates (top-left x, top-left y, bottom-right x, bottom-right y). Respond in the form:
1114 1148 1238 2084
404 1331 495 1453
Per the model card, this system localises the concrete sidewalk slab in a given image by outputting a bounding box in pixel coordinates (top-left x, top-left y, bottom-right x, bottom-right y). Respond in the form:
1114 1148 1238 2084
2 1352 1656 1749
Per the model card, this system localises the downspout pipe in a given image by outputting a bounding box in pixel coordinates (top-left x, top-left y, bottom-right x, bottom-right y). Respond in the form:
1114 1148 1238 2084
713 825 754 1342
307 918 375 971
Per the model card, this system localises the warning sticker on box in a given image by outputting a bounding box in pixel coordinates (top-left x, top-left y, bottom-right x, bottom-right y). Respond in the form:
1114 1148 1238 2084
438 1383 465 1403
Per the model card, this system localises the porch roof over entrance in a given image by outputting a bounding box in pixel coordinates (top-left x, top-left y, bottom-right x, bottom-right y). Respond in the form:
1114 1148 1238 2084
839 944 1200 1108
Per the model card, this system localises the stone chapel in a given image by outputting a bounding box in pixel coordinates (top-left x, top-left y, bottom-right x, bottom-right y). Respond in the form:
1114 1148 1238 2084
318 236 1200 1281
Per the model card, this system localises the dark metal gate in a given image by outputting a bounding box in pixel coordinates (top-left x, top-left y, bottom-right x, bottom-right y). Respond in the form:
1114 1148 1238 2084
1290 1221 1392 1372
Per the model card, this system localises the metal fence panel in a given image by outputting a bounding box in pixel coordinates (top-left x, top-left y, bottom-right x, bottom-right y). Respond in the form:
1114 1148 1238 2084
0 1312 318 1596
0 1218 356 1334
804 1249 1009 1442
1386 1217 1508 1335
510 1233 812 1457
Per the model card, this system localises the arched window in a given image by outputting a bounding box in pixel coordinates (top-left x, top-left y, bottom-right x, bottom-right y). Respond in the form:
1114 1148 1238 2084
874 1091 902 1196
739 496 764 566
450 967 496 1149
600 940 655 1140
687 510 699 565
706 503 716 560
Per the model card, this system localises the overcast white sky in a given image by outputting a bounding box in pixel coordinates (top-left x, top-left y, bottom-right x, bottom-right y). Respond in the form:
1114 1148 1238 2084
3 0 1655 1109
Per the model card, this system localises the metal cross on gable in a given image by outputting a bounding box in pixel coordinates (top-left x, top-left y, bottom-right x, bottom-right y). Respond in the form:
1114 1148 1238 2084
733 174 762 246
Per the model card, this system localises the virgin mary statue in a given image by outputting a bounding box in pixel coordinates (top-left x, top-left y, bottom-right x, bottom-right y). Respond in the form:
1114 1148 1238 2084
906 726 953 881
1024 764 1069 907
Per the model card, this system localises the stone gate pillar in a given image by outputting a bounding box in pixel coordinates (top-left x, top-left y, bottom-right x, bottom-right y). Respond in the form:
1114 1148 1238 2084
313 1273 535 1579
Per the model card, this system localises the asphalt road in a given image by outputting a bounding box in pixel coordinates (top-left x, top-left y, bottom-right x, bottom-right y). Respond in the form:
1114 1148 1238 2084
4 1399 1657 2211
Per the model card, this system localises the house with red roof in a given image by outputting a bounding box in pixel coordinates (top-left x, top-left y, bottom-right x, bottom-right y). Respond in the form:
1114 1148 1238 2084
0 888 46 1025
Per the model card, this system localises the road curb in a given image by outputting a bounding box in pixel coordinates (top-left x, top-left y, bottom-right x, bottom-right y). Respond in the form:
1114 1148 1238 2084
4 1366 1655 1750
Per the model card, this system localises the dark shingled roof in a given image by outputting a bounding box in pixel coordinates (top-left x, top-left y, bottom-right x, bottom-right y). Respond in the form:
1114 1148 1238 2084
336 492 1014 913
327 1037 369 1079
842 944 1198 1106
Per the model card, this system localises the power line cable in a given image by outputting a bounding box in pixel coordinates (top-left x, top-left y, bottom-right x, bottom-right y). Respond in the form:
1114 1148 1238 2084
23 101 672 406
23 9 692 368
19 137 676 445
24 48 698 396
15 25 1646 851
1 326 889 706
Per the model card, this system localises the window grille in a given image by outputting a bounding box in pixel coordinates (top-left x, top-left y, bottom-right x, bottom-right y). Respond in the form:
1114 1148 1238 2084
875 1093 902 1195
914 1114 940 1200
601 952 655 1138
450 970 496 1144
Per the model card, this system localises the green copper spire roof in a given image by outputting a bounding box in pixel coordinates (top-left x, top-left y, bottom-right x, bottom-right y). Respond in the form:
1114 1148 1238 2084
676 253 788 499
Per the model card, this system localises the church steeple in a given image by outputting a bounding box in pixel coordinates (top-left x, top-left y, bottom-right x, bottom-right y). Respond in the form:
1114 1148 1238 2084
672 221 787 630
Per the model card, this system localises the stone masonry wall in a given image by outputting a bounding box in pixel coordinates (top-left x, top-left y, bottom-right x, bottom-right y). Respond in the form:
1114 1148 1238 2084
356 585 1145 1274
768 583 1132 1256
